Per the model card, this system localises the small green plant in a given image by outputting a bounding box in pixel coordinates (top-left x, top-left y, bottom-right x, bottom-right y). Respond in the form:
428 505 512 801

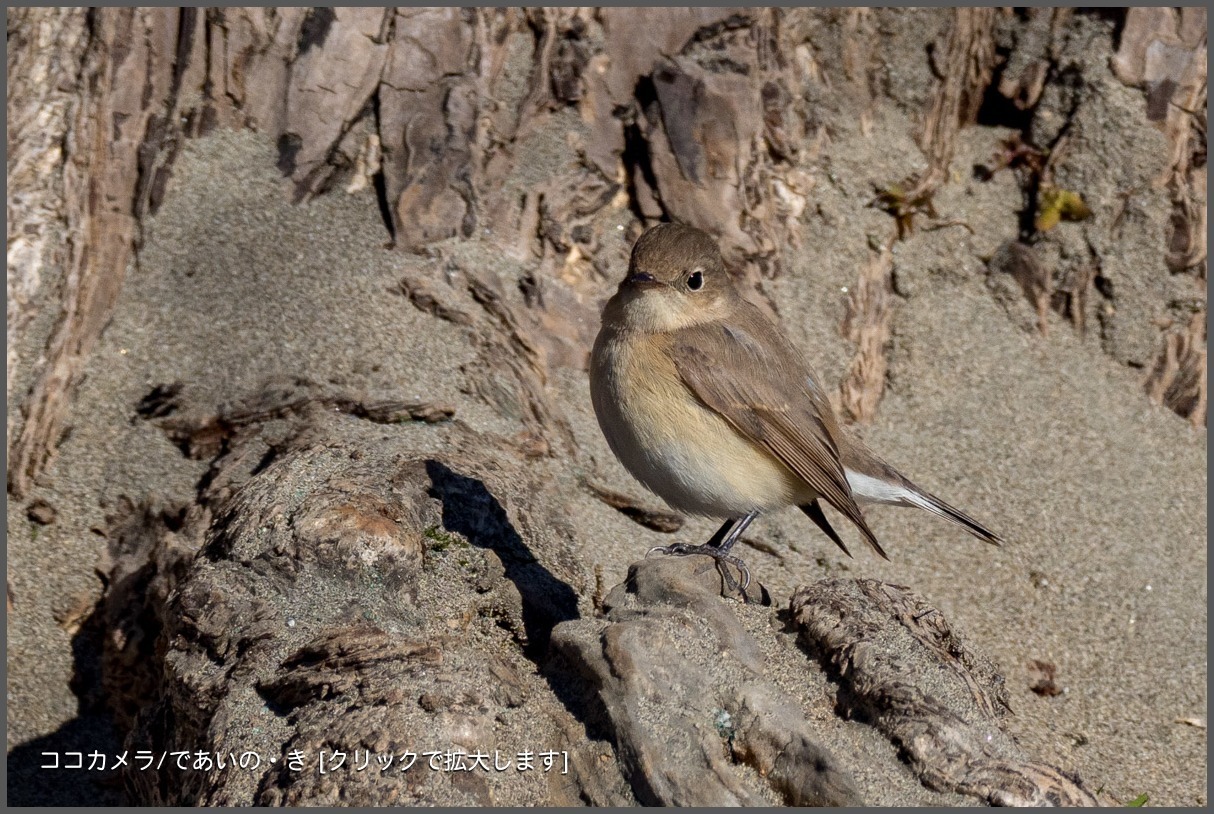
1125 792 1148 807
424 525 466 552
713 709 736 745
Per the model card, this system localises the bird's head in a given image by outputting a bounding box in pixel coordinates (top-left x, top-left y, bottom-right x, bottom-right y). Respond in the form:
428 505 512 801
610 222 737 332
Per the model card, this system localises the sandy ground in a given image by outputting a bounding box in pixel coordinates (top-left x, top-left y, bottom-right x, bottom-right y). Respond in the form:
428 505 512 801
7 122 1206 806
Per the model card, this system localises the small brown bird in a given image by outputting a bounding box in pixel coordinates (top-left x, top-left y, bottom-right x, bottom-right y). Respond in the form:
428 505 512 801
590 222 1001 586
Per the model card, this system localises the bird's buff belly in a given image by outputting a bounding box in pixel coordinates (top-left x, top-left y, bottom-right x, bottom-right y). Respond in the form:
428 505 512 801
592 341 810 517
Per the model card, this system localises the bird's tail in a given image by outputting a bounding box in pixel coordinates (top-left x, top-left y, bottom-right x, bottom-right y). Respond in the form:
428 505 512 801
906 486 1003 546
841 451 1004 547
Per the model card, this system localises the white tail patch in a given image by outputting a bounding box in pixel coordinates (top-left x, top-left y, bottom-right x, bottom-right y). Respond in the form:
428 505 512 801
845 468 929 509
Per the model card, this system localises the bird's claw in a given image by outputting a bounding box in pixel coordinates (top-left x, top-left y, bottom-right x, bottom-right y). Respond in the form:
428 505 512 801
646 542 751 593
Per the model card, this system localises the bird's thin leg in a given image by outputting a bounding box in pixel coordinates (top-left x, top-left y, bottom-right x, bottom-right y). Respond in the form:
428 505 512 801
647 511 758 590
712 511 756 556
704 516 740 548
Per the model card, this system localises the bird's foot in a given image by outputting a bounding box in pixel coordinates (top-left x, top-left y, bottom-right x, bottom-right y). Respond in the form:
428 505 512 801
646 542 751 592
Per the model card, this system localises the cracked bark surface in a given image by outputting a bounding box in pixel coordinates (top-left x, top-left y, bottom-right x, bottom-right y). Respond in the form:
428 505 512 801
792 579 1107 806
112 415 598 805
103 397 1104 805
551 557 864 806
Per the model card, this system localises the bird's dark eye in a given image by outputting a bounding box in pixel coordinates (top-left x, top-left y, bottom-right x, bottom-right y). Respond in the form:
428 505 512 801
687 271 704 291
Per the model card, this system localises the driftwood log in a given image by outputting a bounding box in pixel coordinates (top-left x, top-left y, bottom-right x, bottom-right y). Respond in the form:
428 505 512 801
101 396 1108 805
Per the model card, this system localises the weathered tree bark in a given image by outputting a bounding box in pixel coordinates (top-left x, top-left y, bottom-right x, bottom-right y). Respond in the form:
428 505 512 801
1110 7 1208 425
100 390 1104 805
552 557 863 807
7 7 175 494
6 8 1207 499
111 412 593 805
6 7 89 454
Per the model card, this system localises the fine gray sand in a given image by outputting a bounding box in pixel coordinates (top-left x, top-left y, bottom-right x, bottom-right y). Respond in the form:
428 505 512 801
8 127 1206 805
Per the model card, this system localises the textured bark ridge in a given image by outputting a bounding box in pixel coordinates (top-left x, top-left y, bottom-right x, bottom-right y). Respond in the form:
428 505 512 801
912 7 999 199
793 580 1107 806
838 243 895 423
1109 8 1209 426
551 558 862 807
5 8 89 445
7 8 186 493
110 414 596 806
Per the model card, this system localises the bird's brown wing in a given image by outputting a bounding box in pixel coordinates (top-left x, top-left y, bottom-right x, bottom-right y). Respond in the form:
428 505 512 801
669 317 887 558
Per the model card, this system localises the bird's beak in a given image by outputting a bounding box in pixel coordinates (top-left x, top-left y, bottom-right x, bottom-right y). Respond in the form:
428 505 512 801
623 270 662 289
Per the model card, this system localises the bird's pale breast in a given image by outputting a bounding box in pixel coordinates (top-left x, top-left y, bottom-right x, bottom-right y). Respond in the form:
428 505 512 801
590 328 811 517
